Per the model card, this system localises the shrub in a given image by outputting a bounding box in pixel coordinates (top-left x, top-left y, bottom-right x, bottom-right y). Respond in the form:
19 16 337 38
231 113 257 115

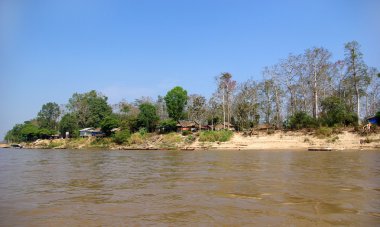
129 133 145 145
138 128 148 137
315 127 333 138
157 119 177 133
160 132 182 149
199 130 233 142
90 138 111 148
320 96 358 127
47 140 65 149
113 130 131 145
100 115 120 136
185 135 196 144
288 112 316 130
182 130 191 136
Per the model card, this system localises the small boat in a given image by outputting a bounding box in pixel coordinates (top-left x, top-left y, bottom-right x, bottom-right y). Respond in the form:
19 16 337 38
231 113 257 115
308 147 332 151
11 144 23 149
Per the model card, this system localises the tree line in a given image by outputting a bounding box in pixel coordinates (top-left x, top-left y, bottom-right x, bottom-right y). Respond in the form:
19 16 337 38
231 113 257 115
5 41 380 142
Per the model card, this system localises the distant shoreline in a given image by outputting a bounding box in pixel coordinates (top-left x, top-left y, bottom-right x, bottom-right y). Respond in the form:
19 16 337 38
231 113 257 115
4 130 379 151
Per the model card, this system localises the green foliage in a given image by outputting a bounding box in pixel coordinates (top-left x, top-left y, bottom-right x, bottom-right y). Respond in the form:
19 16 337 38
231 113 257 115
199 130 233 142
181 130 191 136
185 135 196 144
138 127 148 137
157 118 177 133
120 115 139 132
67 90 112 128
164 86 188 121
37 102 61 130
137 103 159 132
100 115 120 136
315 127 333 138
288 112 316 130
320 96 357 127
59 113 79 138
5 122 56 142
113 129 131 145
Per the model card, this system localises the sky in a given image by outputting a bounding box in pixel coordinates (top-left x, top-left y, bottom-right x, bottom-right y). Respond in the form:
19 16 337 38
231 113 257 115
0 0 379 140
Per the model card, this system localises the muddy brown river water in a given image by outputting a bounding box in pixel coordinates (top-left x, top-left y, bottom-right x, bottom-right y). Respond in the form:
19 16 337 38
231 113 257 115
0 148 379 226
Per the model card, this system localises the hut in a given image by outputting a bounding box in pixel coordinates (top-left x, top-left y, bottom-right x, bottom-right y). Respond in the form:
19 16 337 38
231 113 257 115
214 122 235 131
177 120 198 132
79 128 94 137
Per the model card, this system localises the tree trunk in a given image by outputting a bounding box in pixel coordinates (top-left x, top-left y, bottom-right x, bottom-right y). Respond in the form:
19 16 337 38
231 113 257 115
274 87 281 128
222 87 226 129
313 67 318 119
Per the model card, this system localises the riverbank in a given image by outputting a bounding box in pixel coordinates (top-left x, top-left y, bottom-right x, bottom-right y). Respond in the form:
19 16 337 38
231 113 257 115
12 130 380 151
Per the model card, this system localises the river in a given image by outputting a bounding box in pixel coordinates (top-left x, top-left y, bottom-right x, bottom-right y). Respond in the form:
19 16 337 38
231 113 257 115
0 149 379 226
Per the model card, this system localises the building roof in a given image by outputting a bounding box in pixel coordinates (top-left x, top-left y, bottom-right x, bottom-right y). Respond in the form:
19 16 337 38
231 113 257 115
79 127 95 132
177 120 198 127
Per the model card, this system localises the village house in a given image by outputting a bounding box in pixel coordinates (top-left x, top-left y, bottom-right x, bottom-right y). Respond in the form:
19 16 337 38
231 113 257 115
79 128 105 137
214 122 235 131
177 120 198 132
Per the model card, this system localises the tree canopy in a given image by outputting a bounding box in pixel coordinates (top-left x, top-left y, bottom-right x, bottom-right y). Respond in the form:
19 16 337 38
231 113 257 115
137 102 159 132
164 86 188 121
37 102 61 131
67 90 112 128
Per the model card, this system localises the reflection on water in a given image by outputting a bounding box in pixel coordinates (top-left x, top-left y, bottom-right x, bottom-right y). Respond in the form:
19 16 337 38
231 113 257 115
0 149 379 226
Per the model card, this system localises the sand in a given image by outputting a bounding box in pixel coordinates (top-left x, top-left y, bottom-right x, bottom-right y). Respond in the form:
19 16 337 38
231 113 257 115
186 131 380 151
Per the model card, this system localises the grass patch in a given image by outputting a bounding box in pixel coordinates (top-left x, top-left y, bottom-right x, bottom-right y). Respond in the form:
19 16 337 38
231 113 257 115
47 140 65 149
128 133 144 145
160 133 182 149
199 130 233 142
89 138 111 148
185 135 196 144
66 138 88 149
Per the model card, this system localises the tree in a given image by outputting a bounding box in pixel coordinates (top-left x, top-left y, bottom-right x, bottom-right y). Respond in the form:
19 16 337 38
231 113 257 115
37 102 61 130
137 103 159 132
216 72 236 129
288 112 316 130
59 113 79 138
320 96 357 127
100 115 120 136
156 95 169 120
67 90 112 128
164 86 188 121
187 94 207 130
344 41 369 124
303 47 332 118
206 94 222 130
157 118 177 133
5 124 25 142
262 66 284 128
234 79 259 131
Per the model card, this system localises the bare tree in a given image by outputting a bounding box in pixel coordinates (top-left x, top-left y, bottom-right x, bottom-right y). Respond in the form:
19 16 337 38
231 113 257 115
344 41 370 124
216 73 236 129
187 94 207 130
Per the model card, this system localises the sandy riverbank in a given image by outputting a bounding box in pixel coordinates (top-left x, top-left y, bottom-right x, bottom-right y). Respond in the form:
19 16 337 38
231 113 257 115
12 130 380 151
187 131 380 151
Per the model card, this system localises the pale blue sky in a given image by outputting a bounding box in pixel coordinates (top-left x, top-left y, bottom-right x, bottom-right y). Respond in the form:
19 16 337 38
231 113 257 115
1 0 379 140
